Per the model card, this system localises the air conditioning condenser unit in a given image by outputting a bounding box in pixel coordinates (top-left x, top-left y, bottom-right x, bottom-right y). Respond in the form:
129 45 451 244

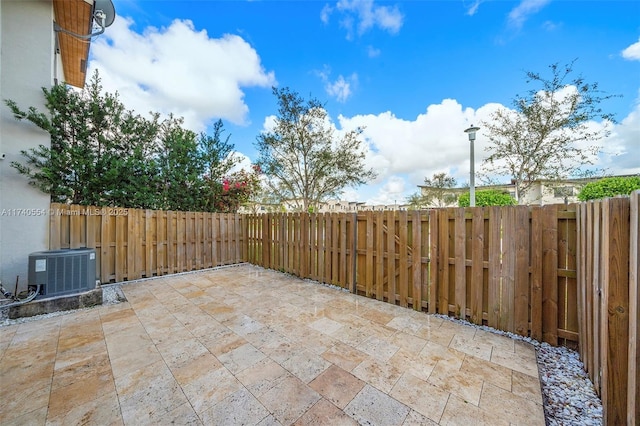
28 248 97 297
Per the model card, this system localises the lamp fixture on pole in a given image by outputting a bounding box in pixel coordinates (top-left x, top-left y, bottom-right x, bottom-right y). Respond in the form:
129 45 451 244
464 125 480 207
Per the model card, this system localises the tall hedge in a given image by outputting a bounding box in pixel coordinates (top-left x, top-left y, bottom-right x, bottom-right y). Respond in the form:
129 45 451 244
577 176 640 201
458 189 517 207
5 71 252 212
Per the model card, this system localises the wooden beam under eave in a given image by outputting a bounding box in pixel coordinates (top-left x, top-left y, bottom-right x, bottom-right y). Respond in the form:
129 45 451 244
53 0 93 88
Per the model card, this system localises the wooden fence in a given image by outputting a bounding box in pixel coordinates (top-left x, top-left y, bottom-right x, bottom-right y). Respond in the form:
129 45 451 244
51 198 638 424
49 203 245 283
576 192 639 425
245 213 358 290
246 204 579 346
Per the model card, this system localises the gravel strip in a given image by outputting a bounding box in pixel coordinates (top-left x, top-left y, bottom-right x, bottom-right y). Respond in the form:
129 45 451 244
2 278 603 425
434 314 603 425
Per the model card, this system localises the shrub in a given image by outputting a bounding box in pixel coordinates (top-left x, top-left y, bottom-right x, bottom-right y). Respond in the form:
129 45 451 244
577 176 640 201
458 189 517 207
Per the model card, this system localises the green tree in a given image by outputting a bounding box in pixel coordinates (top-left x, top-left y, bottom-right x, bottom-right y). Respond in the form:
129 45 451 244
407 172 458 208
199 120 238 212
458 190 516 207
481 60 618 203
155 116 205 211
6 70 253 212
255 87 376 211
6 73 154 205
577 176 640 201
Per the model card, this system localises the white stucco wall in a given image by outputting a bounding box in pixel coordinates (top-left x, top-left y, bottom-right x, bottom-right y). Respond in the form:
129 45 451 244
0 0 54 293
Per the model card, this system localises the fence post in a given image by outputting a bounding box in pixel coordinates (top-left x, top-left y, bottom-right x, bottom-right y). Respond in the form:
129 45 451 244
600 197 630 425
454 208 466 319
628 190 639 425
375 211 384 300
487 206 501 328
351 212 358 294
542 204 559 345
428 209 438 314
530 206 543 341
412 210 423 312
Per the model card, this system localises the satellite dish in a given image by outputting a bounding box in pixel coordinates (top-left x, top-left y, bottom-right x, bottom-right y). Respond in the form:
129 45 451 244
93 0 116 28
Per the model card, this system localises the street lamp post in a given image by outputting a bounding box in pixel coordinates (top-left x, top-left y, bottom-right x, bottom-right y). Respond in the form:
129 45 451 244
464 125 480 207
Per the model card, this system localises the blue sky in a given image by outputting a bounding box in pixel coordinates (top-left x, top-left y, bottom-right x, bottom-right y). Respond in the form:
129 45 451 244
89 0 640 204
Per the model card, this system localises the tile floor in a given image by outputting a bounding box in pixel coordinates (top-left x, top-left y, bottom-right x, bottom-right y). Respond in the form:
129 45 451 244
0 264 546 425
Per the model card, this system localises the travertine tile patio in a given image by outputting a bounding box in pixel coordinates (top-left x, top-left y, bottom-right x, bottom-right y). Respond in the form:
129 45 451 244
0 264 545 425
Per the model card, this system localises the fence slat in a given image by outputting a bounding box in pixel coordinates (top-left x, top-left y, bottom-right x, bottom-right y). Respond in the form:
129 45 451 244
115 215 126 282
566 208 579 342
454 208 466 319
309 214 317 281
600 197 630 426
365 212 374 297
398 211 408 308
593 201 601 392
156 211 166 276
428 210 438 314
69 205 83 248
629 191 640 424
350 213 358 293
438 209 450 314
166 212 175 273
514 206 530 336
324 214 332 283
530 207 543 341
470 208 484 324
542 204 558 345
375 211 384 301
331 214 339 286
144 210 153 277
100 211 111 282
301 213 309 278
387 211 397 305
127 209 138 280
582 203 593 380
412 211 422 312
319 215 327 283
501 207 516 332
339 215 348 288
576 204 587 366
488 206 501 328
235 214 241 263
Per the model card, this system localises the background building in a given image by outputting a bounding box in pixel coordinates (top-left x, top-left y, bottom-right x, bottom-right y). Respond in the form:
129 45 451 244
418 175 639 207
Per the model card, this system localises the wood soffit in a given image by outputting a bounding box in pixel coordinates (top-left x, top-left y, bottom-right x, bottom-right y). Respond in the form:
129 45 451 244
53 0 93 88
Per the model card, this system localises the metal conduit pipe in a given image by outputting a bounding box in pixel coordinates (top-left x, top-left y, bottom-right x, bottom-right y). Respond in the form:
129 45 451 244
0 285 41 309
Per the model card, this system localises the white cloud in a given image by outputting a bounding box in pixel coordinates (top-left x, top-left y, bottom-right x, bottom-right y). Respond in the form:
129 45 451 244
367 45 381 58
466 0 484 16
88 17 275 131
320 4 333 24
325 0 404 39
338 99 499 183
261 115 277 134
316 67 358 103
598 93 640 175
259 91 640 204
367 175 407 205
622 38 640 61
230 152 255 174
327 75 358 103
542 20 560 31
336 92 639 203
508 0 551 29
